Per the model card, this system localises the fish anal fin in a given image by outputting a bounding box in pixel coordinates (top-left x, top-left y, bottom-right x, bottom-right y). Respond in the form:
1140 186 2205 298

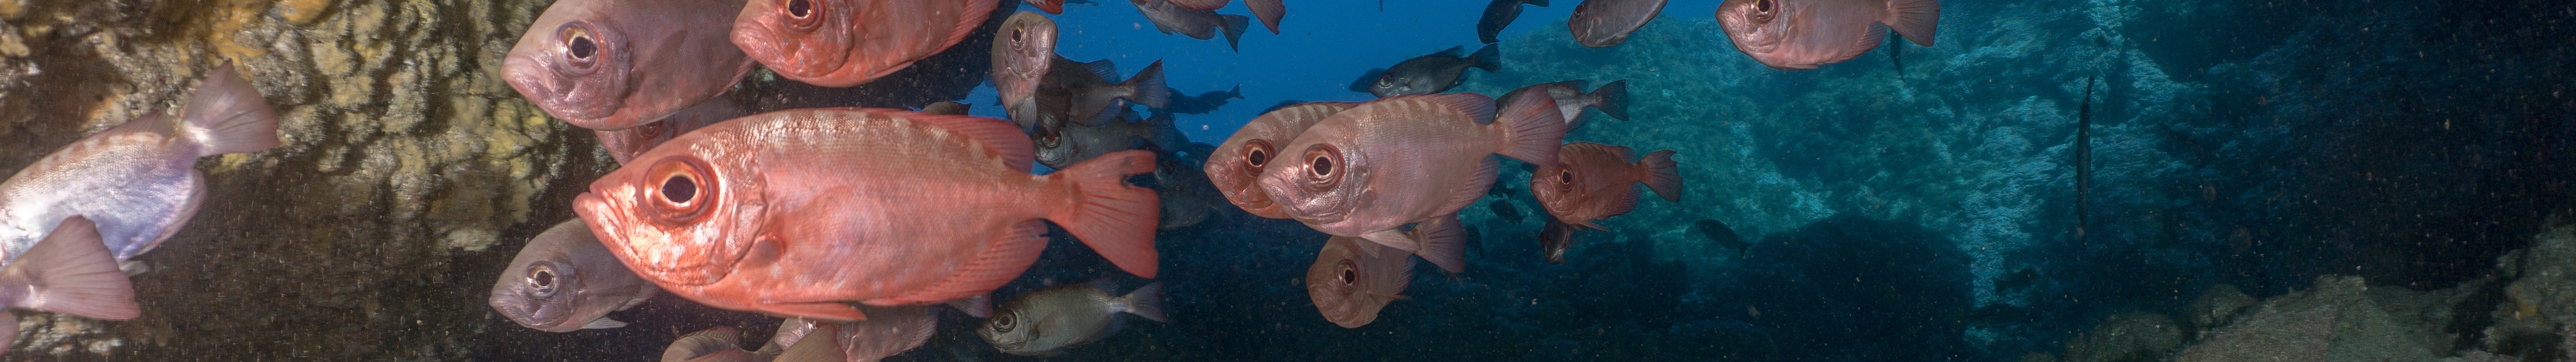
581 317 628 329
1358 229 1418 252
1411 214 1467 274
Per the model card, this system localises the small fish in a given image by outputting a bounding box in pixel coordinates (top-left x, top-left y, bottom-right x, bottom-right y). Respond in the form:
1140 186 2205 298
1888 30 1905 77
1496 79 1629 130
574 109 1160 321
1035 109 1188 169
1026 56 1170 130
1567 0 1668 48
1690 219 1747 256
1356 44 1500 98
1258 93 1567 273
1476 0 1550 44
731 0 999 87
1130 0 1252 51
978 280 1166 356
1487 199 1523 224
489 219 658 332
595 98 746 165
1151 155 1228 230
1205 101 1358 220
775 305 939 362
991 12 1057 124
0 217 141 349
2075 76 2094 241
1158 0 1285 33
503 0 755 131
661 326 757 362
922 100 973 115
1528 142 1680 230
1717 0 1938 70
1537 218 1574 263
0 62 280 263
1307 236 1412 328
1155 85 1243 115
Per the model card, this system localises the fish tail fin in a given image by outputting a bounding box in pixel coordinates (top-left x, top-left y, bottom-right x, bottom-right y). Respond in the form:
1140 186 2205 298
2 217 142 321
1027 0 1065 13
1123 60 1172 110
1493 91 1567 166
1639 150 1682 202
1885 0 1939 46
1046 150 1162 278
1121 282 1168 323
1226 84 1244 99
1246 0 1285 33
1592 80 1630 121
1467 43 1503 73
181 62 282 157
1219 15 1250 52
1412 215 1467 274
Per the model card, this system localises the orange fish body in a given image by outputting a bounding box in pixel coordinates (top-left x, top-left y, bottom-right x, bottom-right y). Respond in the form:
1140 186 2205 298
1258 94 1565 273
1205 102 1356 219
1528 142 1680 229
574 109 1158 322
732 0 1000 87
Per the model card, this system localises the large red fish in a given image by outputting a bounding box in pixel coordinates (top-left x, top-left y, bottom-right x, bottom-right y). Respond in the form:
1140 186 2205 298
573 108 1160 322
732 0 1000 87
1256 93 1565 273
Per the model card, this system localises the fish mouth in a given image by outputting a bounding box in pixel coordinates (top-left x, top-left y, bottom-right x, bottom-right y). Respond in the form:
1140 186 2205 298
502 53 627 128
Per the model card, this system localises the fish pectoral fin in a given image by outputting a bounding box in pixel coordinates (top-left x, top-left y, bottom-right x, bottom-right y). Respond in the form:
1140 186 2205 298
580 317 629 329
766 302 871 323
1358 229 1419 252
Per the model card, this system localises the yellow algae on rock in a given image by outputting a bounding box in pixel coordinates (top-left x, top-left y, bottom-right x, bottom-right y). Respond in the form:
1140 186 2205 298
275 0 334 25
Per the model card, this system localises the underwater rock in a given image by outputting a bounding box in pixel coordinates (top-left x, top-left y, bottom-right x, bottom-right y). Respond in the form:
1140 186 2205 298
2059 313 2184 362
2176 275 2440 362
2187 284 2254 332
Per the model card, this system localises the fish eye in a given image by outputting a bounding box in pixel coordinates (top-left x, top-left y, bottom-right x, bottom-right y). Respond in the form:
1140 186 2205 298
1558 169 1574 185
527 263 560 298
991 313 1015 333
567 36 595 61
1338 260 1358 284
783 0 823 30
787 0 813 18
1753 0 1774 15
1242 139 1274 169
645 157 717 223
1035 129 1063 148
556 24 603 71
1302 144 1344 190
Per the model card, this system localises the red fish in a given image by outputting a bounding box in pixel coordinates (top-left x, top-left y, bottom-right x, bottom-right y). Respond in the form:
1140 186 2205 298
732 0 1000 87
1528 142 1680 229
1306 235 1411 328
502 0 754 131
574 108 1160 322
1717 0 1938 70
1256 93 1566 273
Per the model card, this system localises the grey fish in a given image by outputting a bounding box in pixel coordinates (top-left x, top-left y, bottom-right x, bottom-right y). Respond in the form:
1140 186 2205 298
1497 79 1629 129
1156 85 1243 115
1538 219 1576 263
1717 0 1939 70
1026 56 1170 131
1130 0 1252 51
776 305 938 362
501 0 753 131
1035 109 1188 170
978 280 1166 356
1567 0 1668 48
1477 0 1550 44
1692 219 1747 257
1306 236 1412 328
0 63 280 264
922 100 973 115
488 219 657 332
1487 199 1523 224
1354 44 1500 98
661 326 759 362
0 217 142 349
992 12 1057 125
594 98 745 165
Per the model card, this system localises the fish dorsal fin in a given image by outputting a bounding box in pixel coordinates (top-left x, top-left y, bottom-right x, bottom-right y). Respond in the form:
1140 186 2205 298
1081 59 1121 82
1432 45 1468 58
873 109 1038 172
1399 93 1496 125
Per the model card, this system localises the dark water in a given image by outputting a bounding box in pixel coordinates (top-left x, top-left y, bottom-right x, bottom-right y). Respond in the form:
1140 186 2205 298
0 0 2570 360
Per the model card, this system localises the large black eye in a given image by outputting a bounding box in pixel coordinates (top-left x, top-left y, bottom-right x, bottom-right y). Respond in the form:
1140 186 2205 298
991 313 1016 333
1558 169 1574 185
527 263 561 298
662 175 697 204
567 36 596 60
1243 140 1274 169
1303 144 1344 189
787 0 813 18
1311 155 1333 176
1338 260 1358 284
1754 0 1774 14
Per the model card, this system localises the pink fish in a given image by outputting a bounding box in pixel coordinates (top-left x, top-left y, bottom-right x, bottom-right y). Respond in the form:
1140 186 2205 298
732 0 999 87
502 0 755 131
0 63 279 263
1717 0 1938 70
574 108 1159 322
1528 142 1679 229
0 217 141 350
1567 0 1668 48
1205 101 1356 219
1256 93 1566 273
593 99 746 165
1306 235 1411 328
990 11 1057 127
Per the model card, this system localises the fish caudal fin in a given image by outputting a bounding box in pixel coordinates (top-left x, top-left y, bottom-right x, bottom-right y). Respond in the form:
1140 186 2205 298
1492 91 1567 166
1413 215 1467 274
1467 43 1503 73
1121 282 1168 323
1247 0 1284 33
1592 80 1631 121
181 62 282 157
1123 60 1172 110
947 293 993 318
1047 150 1163 278
1025 0 1065 13
1885 0 1939 46
1639 150 1681 202
1218 15 1250 52
1 217 141 321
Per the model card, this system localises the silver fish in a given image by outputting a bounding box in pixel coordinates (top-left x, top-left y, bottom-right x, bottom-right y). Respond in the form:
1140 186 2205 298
0 217 142 350
1255 93 1565 273
1567 0 1668 48
1026 56 1170 131
1717 0 1939 70
978 280 1165 356
488 219 658 332
991 12 1057 125
1035 109 1188 170
0 63 280 264
1355 44 1500 98
502 0 755 131
1496 79 1628 130
1130 0 1252 51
